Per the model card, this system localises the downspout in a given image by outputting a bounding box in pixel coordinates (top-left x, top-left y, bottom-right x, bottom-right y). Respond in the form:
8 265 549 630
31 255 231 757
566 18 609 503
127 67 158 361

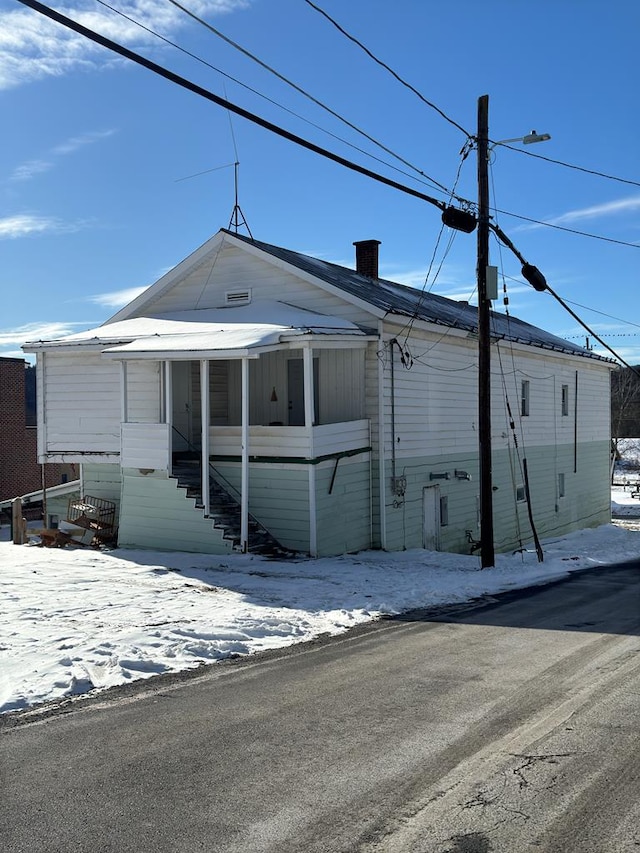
377 322 387 550
240 357 249 552
200 360 210 517
304 344 318 557
390 338 398 481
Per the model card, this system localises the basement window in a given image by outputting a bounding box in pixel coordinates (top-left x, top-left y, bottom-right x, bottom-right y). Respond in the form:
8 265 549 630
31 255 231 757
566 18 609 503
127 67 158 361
558 473 566 498
225 288 252 306
521 380 530 417
440 495 449 526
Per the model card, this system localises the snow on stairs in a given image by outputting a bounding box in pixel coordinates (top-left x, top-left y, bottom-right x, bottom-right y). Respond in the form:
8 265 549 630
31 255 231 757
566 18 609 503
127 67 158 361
172 459 295 558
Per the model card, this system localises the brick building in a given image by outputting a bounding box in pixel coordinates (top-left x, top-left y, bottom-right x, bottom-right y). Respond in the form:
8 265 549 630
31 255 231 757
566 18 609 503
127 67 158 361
0 357 75 503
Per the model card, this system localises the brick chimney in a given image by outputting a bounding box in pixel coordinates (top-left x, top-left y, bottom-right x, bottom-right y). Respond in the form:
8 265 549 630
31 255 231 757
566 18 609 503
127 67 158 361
353 239 381 279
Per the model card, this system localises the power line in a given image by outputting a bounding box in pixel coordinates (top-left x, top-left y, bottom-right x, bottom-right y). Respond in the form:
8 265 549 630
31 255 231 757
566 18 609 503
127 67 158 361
17 0 449 212
93 0 449 195
302 0 471 139
491 222 640 375
165 0 456 197
493 206 640 249
494 141 640 190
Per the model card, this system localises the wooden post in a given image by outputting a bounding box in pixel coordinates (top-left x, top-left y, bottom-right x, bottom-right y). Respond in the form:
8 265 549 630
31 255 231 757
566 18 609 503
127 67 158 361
477 94 495 568
12 498 25 545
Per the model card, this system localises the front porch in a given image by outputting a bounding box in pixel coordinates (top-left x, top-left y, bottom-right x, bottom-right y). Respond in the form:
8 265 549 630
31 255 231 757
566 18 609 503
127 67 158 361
114 332 375 556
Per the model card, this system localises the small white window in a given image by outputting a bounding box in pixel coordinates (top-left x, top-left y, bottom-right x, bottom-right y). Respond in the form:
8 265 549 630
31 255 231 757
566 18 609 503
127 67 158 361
521 380 530 417
516 484 526 503
561 384 569 417
440 495 449 527
558 473 566 498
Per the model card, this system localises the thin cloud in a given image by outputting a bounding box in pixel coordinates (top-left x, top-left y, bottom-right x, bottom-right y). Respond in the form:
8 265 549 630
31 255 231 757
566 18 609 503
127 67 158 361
10 159 52 181
10 130 117 182
0 214 88 238
0 1 250 91
0 321 90 347
517 194 640 231
90 286 150 308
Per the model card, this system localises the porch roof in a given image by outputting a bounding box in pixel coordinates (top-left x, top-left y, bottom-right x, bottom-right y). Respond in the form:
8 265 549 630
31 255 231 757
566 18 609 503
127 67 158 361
24 302 371 356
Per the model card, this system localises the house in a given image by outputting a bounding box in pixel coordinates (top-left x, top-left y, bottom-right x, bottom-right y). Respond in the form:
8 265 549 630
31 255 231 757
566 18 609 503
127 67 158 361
0 356 76 509
23 229 612 557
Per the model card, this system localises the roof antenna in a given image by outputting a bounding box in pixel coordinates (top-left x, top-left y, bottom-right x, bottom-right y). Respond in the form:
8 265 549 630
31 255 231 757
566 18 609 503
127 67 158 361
228 160 253 238
225 84 253 238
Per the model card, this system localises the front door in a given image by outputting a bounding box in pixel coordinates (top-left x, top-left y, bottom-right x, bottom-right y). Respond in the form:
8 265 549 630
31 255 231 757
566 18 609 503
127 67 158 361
422 485 440 550
172 361 195 454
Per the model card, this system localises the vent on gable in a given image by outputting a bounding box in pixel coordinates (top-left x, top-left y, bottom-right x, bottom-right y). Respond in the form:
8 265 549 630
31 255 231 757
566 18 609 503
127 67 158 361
225 288 252 306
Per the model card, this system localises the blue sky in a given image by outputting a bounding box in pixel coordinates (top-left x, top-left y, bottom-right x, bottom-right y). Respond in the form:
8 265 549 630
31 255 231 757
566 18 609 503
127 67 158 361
1 0 639 362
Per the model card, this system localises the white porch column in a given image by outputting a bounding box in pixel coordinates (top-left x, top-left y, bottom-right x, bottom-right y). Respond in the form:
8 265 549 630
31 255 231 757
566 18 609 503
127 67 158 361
240 357 250 553
163 360 172 424
200 360 210 516
303 345 318 557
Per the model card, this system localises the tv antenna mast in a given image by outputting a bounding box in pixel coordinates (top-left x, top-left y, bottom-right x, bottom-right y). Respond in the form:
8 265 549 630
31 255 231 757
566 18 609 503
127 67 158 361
228 160 253 238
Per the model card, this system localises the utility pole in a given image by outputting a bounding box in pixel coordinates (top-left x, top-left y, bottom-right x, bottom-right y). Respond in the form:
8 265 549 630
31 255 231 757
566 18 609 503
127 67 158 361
477 94 495 568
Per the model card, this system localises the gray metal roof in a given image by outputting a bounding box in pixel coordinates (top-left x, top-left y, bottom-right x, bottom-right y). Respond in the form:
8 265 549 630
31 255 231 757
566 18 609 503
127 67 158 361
225 230 609 362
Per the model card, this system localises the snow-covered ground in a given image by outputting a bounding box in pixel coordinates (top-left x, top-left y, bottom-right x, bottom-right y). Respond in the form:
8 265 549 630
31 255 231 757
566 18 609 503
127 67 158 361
2 516 640 715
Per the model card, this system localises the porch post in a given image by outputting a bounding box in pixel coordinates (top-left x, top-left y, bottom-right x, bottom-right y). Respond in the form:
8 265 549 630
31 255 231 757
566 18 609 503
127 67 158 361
241 357 250 552
163 361 173 472
200 360 210 517
303 345 318 557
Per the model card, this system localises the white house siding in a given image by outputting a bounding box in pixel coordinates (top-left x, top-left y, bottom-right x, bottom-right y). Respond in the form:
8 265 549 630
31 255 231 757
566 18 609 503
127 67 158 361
315 456 371 556
125 360 161 423
41 351 121 459
377 322 612 554
117 468 234 554
121 423 171 470
211 461 311 552
143 242 377 327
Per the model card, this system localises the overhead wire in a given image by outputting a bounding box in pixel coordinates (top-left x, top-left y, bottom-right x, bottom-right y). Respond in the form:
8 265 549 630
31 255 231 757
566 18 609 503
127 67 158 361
17 0 451 214
92 0 452 194
492 207 640 249
302 0 471 138
493 142 640 190
165 0 458 197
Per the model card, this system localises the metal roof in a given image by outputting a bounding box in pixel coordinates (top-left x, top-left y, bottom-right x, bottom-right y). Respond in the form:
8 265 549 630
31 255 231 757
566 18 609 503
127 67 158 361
225 230 609 362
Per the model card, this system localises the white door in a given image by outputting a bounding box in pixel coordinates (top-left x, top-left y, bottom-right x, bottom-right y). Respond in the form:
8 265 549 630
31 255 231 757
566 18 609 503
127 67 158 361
422 485 440 550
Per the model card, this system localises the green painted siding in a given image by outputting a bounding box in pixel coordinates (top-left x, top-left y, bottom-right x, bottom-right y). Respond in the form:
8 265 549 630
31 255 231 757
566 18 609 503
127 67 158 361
213 462 311 552
315 457 371 556
382 441 610 555
117 469 234 554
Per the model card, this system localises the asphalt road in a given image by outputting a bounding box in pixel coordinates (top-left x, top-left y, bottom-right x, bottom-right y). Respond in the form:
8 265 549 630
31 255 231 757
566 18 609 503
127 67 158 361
2 561 639 853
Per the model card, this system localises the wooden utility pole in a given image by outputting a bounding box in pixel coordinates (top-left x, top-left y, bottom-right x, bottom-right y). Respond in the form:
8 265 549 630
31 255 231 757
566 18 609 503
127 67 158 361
477 95 495 568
